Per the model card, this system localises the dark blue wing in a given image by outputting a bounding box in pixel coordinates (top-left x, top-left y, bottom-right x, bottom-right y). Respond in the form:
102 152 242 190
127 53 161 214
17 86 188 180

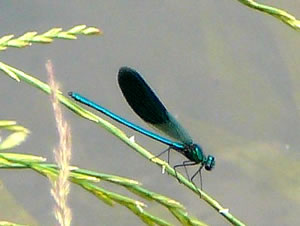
118 67 193 144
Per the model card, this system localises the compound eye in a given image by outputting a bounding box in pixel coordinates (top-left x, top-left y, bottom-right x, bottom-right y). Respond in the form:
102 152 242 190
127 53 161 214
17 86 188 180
205 164 213 171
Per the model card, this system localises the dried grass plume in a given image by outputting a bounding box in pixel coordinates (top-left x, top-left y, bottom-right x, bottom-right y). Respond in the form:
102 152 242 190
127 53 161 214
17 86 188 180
46 60 72 226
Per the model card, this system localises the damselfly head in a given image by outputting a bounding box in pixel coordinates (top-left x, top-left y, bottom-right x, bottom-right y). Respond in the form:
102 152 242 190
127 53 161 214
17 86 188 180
205 155 215 171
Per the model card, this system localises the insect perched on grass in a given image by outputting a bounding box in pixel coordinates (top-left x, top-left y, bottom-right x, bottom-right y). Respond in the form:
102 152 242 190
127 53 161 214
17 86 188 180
69 67 215 185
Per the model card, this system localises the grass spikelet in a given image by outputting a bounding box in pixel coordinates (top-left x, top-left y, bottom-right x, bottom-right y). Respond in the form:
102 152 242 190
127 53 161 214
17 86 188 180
46 60 72 226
